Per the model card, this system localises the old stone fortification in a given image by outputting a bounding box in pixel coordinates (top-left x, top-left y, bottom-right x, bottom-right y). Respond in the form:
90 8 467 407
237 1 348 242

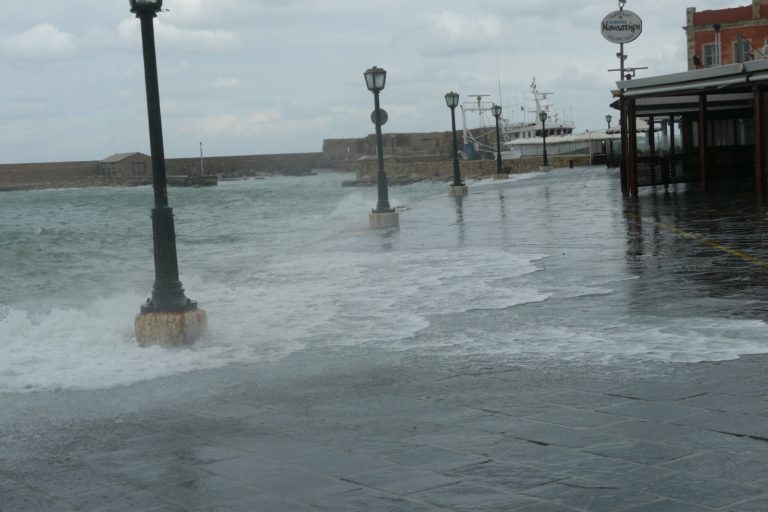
0 129 590 191
0 153 325 191
0 161 102 191
165 153 324 178
348 155 591 186
323 132 454 162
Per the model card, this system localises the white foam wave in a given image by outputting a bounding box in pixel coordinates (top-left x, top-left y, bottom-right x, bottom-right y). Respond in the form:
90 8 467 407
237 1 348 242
0 248 547 393
425 316 768 365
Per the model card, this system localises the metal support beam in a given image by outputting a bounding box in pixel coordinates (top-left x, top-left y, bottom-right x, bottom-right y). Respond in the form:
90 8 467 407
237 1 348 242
698 94 708 192
620 96 628 196
628 98 639 196
755 85 764 196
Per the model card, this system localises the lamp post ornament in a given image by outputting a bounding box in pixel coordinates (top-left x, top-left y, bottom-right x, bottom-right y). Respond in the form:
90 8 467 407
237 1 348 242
364 66 399 228
491 104 503 174
445 91 463 187
539 110 549 169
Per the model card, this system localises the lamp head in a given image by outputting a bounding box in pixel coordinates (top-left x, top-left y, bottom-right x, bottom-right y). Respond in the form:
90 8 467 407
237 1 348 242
606 114 613 124
130 0 162 14
538 110 548 122
491 104 502 118
444 91 460 109
364 66 387 93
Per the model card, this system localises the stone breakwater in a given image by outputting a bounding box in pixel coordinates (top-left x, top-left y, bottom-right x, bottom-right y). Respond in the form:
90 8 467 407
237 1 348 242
0 153 325 192
343 155 591 186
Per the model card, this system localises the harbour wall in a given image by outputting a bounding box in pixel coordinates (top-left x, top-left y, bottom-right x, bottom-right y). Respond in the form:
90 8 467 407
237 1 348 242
0 152 325 191
0 129 593 191
165 153 324 178
0 161 101 191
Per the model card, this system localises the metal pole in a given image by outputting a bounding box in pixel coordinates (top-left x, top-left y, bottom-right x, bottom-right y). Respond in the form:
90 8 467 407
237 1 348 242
450 107 462 186
199 141 204 176
495 115 503 173
542 119 549 167
607 118 614 168
373 90 392 212
138 12 195 313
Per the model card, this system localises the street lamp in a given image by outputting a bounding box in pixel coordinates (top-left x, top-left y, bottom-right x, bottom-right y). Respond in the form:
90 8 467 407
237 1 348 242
606 114 612 130
364 66 398 228
491 104 505 177
130 0 207 346
445 91 467 196
539 109 550 170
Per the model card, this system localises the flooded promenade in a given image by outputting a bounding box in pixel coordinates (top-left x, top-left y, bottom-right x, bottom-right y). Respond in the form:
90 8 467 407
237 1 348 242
2 166 768 511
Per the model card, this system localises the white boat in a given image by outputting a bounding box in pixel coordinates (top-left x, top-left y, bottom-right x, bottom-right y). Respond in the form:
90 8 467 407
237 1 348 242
460 78 575 161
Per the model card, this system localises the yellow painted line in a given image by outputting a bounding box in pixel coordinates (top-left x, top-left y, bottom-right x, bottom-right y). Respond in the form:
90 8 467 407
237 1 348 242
625 211 768 270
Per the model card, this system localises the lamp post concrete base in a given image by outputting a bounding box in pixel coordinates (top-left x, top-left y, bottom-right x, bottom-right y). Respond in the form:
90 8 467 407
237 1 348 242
493 173 509 180
448 185 468 197
539 165 552 172
135 308 208 348
369 211 399 229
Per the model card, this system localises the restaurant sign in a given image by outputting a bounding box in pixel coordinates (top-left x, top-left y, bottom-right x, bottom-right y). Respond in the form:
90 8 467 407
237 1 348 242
601 10 643 44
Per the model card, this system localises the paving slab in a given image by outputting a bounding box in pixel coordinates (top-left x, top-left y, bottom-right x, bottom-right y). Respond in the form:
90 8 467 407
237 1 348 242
678 392 768 415
617 499 714 512
584 439 693 465
502 419 620 448
662 450 768 486
520 479 657 512
410 481 537 511
618 470 766 508
673 409 768 438
595 399 704 422
444 460 565 492
728 496 768 512
341 465 458 495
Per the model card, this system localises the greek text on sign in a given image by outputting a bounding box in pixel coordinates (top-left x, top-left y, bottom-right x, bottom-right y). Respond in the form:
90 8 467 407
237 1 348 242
601 10 642 44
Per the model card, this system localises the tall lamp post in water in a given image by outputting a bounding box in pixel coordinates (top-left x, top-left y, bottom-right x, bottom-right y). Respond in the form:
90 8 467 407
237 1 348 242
539 109 550 171
606 114 614 168
491 104 507 179
445 91 467 196
130 0 207 347
364 66 399 228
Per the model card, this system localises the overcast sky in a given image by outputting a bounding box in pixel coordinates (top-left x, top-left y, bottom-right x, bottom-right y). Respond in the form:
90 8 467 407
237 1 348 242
0 0 749 163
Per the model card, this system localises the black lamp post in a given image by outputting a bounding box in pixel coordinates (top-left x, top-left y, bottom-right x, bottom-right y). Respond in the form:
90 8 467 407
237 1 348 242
491 104 503 174
364 66 393 213
445 91 463 186
131 0 197 315
539 109 549 168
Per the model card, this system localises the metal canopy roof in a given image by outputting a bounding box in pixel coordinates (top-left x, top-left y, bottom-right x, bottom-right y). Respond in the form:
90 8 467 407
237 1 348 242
617 60 768 98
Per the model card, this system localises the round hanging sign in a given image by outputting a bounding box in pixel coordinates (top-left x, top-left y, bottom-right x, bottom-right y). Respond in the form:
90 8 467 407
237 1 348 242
601 10 643 44
371 108 388 126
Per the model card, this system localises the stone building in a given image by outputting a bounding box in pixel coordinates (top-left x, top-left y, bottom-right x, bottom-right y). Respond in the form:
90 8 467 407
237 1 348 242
686 0 768 69
98 153 152 179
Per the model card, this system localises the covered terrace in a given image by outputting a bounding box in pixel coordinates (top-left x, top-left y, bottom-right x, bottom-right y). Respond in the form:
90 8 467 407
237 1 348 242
617 59 768 196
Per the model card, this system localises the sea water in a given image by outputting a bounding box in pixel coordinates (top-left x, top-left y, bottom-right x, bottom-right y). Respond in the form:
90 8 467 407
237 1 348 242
1 169 767 393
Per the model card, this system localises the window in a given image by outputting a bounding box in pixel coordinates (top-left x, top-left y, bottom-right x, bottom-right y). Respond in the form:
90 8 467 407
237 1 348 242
703 43 720 67
132 162 146 175
734 38 752 63
736 118 754 145
709 119 735 146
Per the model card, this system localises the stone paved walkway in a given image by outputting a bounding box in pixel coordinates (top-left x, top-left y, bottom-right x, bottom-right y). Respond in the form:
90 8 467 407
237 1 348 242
3 166 768 511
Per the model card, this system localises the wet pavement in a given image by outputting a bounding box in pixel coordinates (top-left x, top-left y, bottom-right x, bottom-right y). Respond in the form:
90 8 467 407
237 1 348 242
4 166 768 511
